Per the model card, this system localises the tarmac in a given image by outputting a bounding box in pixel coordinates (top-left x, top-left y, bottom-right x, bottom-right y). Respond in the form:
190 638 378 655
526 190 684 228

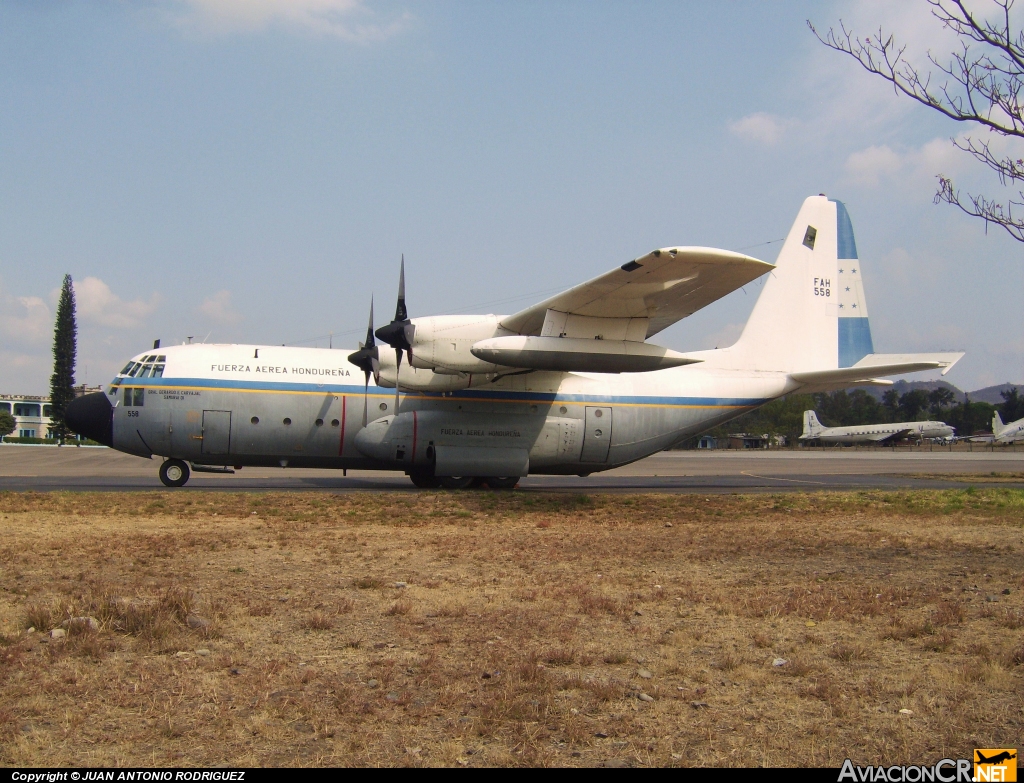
1 443 1022 493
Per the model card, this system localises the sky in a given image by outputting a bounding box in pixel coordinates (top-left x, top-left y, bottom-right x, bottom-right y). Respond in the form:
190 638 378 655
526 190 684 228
1 0 1021 395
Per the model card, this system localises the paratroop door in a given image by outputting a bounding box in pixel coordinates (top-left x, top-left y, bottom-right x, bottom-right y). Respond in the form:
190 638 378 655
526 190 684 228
580 406 612 462
201 410 231 455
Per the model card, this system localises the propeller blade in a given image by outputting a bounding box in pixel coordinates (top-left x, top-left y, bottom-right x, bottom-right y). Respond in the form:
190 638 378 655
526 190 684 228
347 297 379 429
374 257 413 352
394 346 402 413
365 297 375 348
395 254 407 322
363 371 370 427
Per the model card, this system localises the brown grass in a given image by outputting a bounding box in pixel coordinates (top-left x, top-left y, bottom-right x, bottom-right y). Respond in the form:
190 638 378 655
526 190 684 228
0 488 1021 767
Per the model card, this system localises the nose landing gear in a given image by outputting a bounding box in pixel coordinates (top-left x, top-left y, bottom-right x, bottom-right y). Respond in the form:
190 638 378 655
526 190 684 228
159 459 191 488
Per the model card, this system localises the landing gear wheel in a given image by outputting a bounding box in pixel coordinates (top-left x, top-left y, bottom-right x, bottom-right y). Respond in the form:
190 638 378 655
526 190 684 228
484 476 519 489
438 476 475 490
159 459 190 488
409 472 442 489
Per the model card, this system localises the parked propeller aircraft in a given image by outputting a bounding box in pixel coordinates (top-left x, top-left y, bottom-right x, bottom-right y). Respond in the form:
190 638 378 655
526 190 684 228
993 411 1024 444
66 195 963 488
799 410 954 445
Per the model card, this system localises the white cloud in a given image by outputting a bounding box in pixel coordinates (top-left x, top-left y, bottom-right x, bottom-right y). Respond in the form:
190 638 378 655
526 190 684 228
0 291 51 345
843 133 981 189
844 144 902 186
198 290 242 324
74 277 160 330
169 0 410 42
728 113 793 146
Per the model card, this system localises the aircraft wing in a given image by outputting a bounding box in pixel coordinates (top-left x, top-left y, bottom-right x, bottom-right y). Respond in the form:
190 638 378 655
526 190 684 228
866 429 913 443
500 247 774 338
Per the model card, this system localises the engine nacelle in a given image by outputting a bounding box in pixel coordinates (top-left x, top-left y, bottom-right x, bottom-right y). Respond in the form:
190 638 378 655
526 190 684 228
374 345 505 391
406 315 516 374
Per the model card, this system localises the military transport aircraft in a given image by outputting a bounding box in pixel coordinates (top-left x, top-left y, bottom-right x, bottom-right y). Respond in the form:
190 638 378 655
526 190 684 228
799 410 955 445
66 195 963 488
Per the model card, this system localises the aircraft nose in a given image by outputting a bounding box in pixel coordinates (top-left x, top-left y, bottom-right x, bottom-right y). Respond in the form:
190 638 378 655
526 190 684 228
65 392 113 447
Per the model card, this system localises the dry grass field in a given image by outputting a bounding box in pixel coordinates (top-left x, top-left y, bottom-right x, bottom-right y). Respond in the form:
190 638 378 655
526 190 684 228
0 489 1021 768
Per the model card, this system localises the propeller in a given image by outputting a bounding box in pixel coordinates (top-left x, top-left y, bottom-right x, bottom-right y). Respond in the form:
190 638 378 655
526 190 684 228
347 298 379 427
374 255 414 413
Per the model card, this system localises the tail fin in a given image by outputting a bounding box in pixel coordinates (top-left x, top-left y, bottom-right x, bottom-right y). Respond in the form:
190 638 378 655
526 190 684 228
993 411 1005 436
730 196 871 372
802 410 825 439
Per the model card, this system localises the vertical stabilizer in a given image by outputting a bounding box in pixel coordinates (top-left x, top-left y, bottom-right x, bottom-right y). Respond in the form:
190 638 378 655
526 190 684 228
730 196 873 372
993 411 1006 437
835 201 874 368
802 410 825 439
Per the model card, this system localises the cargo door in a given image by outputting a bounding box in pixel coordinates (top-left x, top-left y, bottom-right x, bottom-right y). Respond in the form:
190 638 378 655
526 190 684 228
201 410 232 455
580 406 612 462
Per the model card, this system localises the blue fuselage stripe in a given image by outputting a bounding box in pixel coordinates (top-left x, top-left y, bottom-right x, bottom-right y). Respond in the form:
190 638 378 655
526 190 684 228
111 376 767 409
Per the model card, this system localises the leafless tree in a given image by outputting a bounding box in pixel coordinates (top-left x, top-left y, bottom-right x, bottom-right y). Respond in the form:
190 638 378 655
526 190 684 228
809 0 1024 242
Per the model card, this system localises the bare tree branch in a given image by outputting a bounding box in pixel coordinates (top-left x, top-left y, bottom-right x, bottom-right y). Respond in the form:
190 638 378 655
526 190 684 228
809 0 1024 242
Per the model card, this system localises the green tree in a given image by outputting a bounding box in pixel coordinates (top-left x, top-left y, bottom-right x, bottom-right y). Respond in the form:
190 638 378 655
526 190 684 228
929 387 956 413
0 410 15 441
882 389 901 422
1000 386 1024 421
899 389 931 421
49 274 77 445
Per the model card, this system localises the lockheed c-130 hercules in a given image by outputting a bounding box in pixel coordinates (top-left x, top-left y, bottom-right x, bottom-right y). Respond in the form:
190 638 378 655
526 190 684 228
66 195 963 488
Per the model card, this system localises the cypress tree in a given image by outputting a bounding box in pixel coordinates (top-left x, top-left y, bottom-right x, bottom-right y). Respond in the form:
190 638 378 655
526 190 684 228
50 274 77 445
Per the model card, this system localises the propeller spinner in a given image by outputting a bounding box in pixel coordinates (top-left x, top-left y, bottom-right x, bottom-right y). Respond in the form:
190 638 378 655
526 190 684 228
346 298 379 427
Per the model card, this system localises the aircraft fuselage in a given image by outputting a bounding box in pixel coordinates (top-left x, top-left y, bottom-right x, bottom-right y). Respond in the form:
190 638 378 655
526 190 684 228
95 343 783 475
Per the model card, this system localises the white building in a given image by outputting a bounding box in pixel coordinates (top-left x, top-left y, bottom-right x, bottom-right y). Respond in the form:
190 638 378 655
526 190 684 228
0 385 103 440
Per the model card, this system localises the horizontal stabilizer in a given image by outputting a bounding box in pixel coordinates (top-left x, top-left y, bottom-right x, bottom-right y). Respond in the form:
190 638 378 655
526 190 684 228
791 352 964 386
471 336 700 373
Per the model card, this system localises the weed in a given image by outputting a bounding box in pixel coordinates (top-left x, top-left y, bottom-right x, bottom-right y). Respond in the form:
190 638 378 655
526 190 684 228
541 648 577 666
353 577 383 590
386 599 412 617
829 643 869 663
303 612 334 631
603 652 630 665
996 607 1024 629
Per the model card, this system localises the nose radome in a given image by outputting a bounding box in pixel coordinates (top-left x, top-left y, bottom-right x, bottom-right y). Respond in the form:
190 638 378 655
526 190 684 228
65 392 113 447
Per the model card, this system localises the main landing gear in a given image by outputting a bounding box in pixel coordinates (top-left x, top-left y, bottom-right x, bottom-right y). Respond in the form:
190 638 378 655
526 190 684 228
407 471 519 490
159 459 191 488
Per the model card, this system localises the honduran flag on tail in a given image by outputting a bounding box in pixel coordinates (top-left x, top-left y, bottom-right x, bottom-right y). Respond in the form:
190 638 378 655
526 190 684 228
833 200 874 368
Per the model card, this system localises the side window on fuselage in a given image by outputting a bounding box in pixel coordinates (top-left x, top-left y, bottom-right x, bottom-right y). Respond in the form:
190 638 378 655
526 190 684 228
133 388 145 407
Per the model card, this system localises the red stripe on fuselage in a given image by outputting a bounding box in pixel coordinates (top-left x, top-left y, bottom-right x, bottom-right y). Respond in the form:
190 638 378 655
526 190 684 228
339 396 346 455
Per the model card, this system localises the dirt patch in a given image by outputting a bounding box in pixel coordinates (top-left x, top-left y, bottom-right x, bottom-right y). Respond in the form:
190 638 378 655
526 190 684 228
0 489 1021 766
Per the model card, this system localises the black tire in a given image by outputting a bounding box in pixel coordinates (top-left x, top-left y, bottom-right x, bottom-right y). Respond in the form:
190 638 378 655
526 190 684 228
438 476 475 489
484 476 519 489
409 471 442 489
159 459 190 488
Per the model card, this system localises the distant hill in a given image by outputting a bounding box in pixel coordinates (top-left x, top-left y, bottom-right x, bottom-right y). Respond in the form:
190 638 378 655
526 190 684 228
848 379 1022 404
968 383 1024 405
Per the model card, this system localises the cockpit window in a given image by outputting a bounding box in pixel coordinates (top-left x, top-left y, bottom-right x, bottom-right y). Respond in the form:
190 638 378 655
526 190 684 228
157 355 166 362
120 362 135 375
152 364 165 377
